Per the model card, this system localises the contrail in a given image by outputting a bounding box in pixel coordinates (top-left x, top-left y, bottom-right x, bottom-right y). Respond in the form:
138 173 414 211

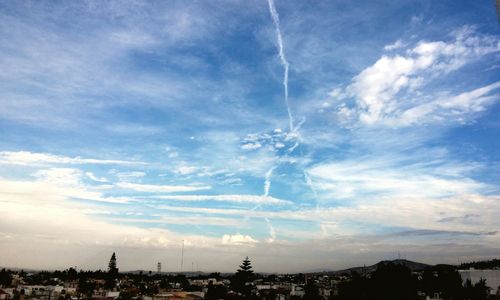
304 171 318 199
303 171 318 203
245 167 274 221
267 0 294 131
263 166 276 196
264 218 277 243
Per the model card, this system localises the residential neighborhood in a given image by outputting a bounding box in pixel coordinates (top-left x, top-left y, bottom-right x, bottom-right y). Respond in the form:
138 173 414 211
1 255 499 300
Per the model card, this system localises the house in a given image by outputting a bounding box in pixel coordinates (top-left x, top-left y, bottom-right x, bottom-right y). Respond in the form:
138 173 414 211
105 291 120 299
290 284 305 298
0 289 11 300
425 292 442 300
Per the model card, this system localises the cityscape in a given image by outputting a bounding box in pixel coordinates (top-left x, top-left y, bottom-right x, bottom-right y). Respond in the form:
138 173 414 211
1 0 500 300
1 254 500 300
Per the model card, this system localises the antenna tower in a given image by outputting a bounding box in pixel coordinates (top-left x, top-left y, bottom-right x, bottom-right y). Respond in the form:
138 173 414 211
180 240 185 272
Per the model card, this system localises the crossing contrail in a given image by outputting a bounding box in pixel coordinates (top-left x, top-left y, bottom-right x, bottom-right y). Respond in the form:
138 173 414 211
264 1 324 236
267 0 294 132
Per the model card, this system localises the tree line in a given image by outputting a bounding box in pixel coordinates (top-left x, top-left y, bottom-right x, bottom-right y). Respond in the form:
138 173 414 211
332 263 490 300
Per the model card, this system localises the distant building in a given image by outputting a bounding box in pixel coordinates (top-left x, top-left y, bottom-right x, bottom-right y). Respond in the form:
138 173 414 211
0 289 11 300
106 291 120 299
425 292 443 300
290 284 305 298
153 291 204 300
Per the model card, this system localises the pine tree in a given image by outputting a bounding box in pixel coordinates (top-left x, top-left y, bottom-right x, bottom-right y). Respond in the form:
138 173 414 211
237 257 254 275
105 252 118 290
231 257 254 296
108 252 118 275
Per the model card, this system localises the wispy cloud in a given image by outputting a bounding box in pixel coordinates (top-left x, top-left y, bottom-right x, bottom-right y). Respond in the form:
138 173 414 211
307 157 486 200
85 172 108 183
327 27 500 126
0 169 130 205
384 39 405 51
106 215 244 227
0 151 145 166
154 194 290 205
117 182 211 193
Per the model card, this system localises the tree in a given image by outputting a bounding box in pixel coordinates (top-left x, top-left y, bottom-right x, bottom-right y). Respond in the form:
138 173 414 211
231 257 255 297
0 269 12 287
108 252 119 276
67 267 78 281
105 252 119 290
238 257 254 275
206 282 227 300
464 278 490 300
335 272 370 300
371 262 417 300
77 276 96 299
303 281 321 300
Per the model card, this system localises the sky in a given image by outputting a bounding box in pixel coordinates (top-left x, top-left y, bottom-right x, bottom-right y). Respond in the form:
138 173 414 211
0 0 499 273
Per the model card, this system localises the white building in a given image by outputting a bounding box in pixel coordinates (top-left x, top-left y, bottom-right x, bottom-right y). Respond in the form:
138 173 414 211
290 284 305 298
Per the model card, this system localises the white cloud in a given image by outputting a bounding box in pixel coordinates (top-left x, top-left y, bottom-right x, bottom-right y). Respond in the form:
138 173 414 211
241 142 262 150
0 170 129 207
156 193 500 240
106 124 162 135
155 194 290 205
116 182 210 193
334 27 500 126
115 171 147 181
396 82 500 126
0 187 225 270
221 233 258 245
307 158 485 200
240 129 301 154
384 39 404 51
0 151 145 166
85 172 108 183
106 215 244 227
2 169 498 272
175 165 198 175
155 205 304 221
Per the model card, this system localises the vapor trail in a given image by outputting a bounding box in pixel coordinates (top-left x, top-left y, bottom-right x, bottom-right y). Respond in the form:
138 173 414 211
264 218 277 243
303 171 318 200
304 171 319 209
267 0 294 131
263 166 276 196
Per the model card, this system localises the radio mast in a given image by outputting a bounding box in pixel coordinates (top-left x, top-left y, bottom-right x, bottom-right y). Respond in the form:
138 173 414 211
180 240 185 273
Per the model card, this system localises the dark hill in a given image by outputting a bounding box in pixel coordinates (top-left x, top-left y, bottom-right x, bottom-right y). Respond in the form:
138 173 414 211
322 259 430 275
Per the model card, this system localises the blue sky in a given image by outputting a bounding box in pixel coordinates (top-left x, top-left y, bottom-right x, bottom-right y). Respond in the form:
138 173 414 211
0 0 499 272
